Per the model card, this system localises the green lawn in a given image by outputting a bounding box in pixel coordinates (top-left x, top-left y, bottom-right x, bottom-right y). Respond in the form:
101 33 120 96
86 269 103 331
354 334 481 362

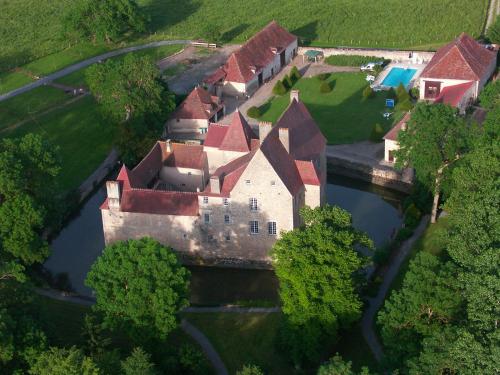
183 312 292 375
259 73 394 144
2 96 116 192
0 86 70 129
1 0 488 79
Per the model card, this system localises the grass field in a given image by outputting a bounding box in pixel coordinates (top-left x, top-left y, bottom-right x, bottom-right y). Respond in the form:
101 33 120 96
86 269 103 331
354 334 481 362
2 96 116 192
258 72 395 144
0 0 488 76
184 312 379 374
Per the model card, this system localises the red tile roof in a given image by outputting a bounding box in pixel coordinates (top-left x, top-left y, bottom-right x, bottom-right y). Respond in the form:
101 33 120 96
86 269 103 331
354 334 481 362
120 189 199 216
130 142 165 187
421 33 496 81
219 111 257 152
434 81 475 107
164 143 206 169
170 87 223 120
204 67 227 85
260 135 303 195
295 160 320 185
270 99 326 161
384 112 411 141
223 21 297 83
203 124 228 148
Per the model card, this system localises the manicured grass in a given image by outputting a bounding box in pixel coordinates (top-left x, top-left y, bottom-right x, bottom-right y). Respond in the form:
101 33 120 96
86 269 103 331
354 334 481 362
2 96 116 192
259 73 394 144
325 55 385 67
0 86 70 129
387 217 449 295
1 0 488 75
56 44 183 87
0 71 35 94
184 312 292 375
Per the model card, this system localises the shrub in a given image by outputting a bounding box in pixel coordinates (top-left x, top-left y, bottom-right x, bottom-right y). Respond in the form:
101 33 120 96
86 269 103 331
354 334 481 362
317 72 330 81
282 74 293 90
237 364 264 375
396 83 410 102
386 88 397 99
410 87 420 99
325 55 385 67
362 85 375 99
290 66 301 83
396 99 413 111
479 80 500 110
320 81 332 93
246 106 261 119
404 203 422 229
272 80 287 95
370 123 385 142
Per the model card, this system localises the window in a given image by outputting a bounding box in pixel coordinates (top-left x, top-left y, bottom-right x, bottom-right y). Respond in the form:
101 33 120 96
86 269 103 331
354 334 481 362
204 213 210 224
200 128 208 134
223 198 229 206
225 232 231 241
187 172 192 176
249 221 259 234
245 180 251 185
249 198 258 211
268 221 277 235
224 214 231 224
203 196 208 205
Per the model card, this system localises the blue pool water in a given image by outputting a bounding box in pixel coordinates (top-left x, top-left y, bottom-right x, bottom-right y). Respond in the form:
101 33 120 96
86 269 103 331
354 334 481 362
382 67 417 88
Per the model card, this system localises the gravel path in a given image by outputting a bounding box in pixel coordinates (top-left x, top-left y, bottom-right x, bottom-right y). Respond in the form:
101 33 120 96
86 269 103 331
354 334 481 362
361 215 430 362
181 319 229 375
0 40 191 102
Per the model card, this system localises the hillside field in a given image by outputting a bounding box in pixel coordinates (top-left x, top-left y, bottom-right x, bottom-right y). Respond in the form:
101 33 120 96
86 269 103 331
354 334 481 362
0 0 489 73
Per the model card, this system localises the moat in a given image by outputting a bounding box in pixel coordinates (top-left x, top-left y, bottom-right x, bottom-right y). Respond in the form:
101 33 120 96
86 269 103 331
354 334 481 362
44 173 405 302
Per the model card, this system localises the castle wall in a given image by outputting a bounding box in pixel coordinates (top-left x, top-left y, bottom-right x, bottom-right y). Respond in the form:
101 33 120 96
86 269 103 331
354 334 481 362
159 166 206 192
167 118 209 134
204 147 246 173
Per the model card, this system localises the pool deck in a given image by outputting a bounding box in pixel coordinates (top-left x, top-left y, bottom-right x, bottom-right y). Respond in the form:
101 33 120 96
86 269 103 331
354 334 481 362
371 62 426 90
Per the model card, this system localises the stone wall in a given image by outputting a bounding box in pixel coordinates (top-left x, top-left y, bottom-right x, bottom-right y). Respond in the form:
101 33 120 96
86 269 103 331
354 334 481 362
298 47 435 64
167 118 208 134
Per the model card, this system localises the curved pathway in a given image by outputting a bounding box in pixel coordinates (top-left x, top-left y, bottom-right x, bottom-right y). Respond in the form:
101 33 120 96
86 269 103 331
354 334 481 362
181 319 229 375
0 40 192 102
361 215 430 362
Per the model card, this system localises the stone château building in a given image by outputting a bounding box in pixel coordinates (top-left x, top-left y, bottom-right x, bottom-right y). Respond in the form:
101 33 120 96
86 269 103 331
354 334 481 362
101 90 326 265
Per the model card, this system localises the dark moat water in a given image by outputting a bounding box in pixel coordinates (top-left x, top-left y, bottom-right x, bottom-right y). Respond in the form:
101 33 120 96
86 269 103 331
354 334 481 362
44 174 404 301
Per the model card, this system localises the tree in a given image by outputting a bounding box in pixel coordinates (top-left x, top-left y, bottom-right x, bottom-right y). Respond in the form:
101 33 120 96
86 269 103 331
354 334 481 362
246 106 261 119
81 315 111 356
377 252 462 369
272 205 372 363
237 364 264 375
369 123 384 143
478 79 500 110
320 81 332 93
29 346 100 375
487 15 500 44
63 0 146 44
396 83 410 102
362 86 374 99
317 354 372 375
86 54 173 123
395 103 471 223
86 238 190 340
290 66 302 83
121 347 157 375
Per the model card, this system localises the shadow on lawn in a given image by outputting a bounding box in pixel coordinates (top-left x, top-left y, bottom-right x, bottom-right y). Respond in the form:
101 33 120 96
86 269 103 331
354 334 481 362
221 23 250 43
144 0 198 33
291 21 318 46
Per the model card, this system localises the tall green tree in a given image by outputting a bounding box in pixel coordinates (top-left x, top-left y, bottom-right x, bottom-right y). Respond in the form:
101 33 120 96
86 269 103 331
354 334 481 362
121 347 157 375
29 346 100 375
317 354 372 375
236 364 264 375
272 205 372 364
63 0 146 44
86 238 190 340
395 103 471 223
478 80 500 110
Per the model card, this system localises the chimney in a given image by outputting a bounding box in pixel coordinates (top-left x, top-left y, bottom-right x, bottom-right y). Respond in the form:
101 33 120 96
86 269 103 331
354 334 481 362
290 90 300 102
166 139 172 152
209 175 220 194
279 128 290 153
259 122 272 144
106 181 121 210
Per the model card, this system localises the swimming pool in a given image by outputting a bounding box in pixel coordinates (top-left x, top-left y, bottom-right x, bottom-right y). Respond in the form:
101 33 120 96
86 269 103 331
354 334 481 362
381 67 417 88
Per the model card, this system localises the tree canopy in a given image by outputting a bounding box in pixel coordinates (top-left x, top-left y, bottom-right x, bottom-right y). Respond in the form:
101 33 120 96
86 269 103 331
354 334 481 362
272 205 372 363
29 346 100 375
317 354 372 375
86 238 190 340
63 0 147 44
395 103 471 222
121 347 157 375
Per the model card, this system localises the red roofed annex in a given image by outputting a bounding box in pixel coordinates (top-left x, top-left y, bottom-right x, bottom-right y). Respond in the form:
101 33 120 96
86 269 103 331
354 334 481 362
101 90 326 266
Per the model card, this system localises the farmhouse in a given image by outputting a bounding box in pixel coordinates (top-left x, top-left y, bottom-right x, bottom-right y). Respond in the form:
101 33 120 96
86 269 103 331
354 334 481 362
165 86 225 137
101 90 326 265
419 32 496 114
204 21 298 96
